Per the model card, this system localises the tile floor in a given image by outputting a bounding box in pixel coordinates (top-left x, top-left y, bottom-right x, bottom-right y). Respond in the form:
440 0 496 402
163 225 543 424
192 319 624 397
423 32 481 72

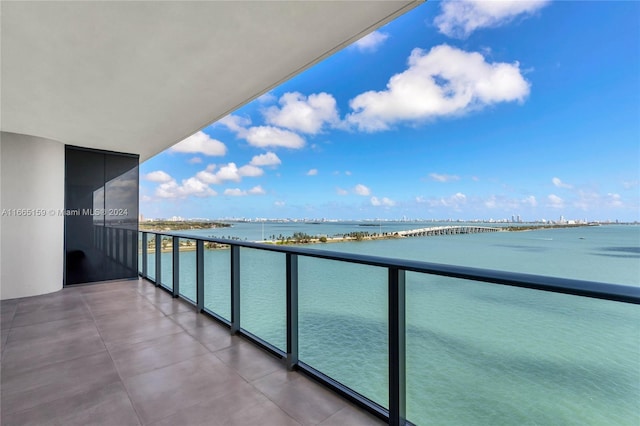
1 279 385 426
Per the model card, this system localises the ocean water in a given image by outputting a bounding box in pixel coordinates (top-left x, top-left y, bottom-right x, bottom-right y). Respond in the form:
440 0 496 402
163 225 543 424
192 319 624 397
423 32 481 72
143 224 639 425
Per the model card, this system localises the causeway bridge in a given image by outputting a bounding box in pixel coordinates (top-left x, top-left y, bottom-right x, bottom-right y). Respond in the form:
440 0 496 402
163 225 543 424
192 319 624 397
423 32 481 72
396 226 500 237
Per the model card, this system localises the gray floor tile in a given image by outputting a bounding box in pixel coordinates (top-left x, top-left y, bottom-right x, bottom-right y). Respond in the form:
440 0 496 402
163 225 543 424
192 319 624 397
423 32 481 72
215 341 283 382
1 351 120 414
1 382 140 426
222 398 302 426
253 369 347 425
109 331 209 378
168 311 240 350
14 291 83 315
11 303 92 328
87 297 161 319
1 328 105 379
101 316 184 349
78 279 137 294
81 288 141 307
319 405 386 425
0 302 17 330
6 316 98 344
143 290 177 306
153 299 195 316
1 328 9 358
148 381 288 426
124 353 248 424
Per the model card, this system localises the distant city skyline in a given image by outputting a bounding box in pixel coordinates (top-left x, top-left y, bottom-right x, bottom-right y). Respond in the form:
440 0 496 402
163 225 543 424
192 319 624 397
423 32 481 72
140 1 640 222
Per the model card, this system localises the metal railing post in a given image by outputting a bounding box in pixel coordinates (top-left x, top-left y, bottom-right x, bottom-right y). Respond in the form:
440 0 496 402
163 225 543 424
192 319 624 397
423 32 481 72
286 253 299 370
123 230 129 268
389 267 406 426
115 228 120 263
172 236 180 297
141 232 148 277
155 234 161 286
230 245 240 335
196 240 204 312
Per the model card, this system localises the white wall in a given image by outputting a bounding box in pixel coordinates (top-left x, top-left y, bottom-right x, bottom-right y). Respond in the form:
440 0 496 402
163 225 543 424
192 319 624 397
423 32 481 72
1 132 65 299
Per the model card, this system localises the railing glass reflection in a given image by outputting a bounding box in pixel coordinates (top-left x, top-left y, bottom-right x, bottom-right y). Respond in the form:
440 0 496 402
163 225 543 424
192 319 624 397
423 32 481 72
178 238 197 302
405 272 640 424
203 246 231 321
240 247 286 351
299 257 389 408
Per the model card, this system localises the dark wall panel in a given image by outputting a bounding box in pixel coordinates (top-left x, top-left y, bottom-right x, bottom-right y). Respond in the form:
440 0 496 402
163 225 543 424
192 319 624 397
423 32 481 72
65 146 139 285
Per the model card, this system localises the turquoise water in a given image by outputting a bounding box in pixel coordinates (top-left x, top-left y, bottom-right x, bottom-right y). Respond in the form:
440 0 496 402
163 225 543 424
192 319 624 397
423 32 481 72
144 224 639 425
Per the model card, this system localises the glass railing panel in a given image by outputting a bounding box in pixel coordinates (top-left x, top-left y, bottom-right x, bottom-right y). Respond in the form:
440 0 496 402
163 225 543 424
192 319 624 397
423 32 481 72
240 247 286 350
178 238 196 303
159 235 172 290
138 232 143 274
203 242 231 320
146 235 156 281
298 257 388 408
405 272 640 425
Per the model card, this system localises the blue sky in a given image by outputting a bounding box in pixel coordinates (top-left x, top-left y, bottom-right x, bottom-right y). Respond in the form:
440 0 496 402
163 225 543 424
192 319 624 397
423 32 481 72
140 0 639 222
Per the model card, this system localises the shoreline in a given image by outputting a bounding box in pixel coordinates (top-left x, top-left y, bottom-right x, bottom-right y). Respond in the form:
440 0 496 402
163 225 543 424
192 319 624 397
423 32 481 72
140 223 596 253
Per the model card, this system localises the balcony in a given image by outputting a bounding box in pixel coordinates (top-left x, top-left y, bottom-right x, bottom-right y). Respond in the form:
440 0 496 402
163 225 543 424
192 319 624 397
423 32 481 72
2 230 638 425
1 278 383 425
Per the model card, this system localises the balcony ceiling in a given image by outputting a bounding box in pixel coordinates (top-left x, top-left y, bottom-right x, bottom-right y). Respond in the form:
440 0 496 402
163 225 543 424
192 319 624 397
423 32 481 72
1 1 420 161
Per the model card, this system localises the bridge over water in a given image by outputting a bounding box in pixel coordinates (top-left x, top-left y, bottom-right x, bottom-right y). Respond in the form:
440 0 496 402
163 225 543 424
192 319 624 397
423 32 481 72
396 226 500 237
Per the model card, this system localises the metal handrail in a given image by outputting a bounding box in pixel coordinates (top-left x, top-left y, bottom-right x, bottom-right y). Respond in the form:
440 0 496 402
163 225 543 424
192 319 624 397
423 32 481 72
142 231 640 305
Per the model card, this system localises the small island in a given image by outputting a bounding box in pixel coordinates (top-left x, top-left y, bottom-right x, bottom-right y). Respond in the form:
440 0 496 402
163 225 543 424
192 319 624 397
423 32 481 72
139 220 231 231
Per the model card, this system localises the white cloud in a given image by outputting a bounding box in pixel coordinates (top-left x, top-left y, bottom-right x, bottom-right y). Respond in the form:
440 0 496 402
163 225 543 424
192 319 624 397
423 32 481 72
345 171 352 176
155 177 217 199
336 188 349 196
248 185 266 195
257 92 277 104
307 169 318 176
435 0 550 39
218 114 251 134
223 185 266 197
145 170 173 183
264 92 340 134
622 180 639 190
484 195 497 209
250 152 281 167
195 169 220 185
195 162 262 184
606 193 623 208
274 201 286 207
170 131 227 156
188 157 202 164
352 31 389 52
354 184 371 196
224 188 245 197
238 164 264 177
430 173 461 183
552 177 573 189
216 163 242 182
522 195 538 207
548 194 564 208
421 192 467 209
245 126 305 149
347 44 530 132
370 196 396 207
